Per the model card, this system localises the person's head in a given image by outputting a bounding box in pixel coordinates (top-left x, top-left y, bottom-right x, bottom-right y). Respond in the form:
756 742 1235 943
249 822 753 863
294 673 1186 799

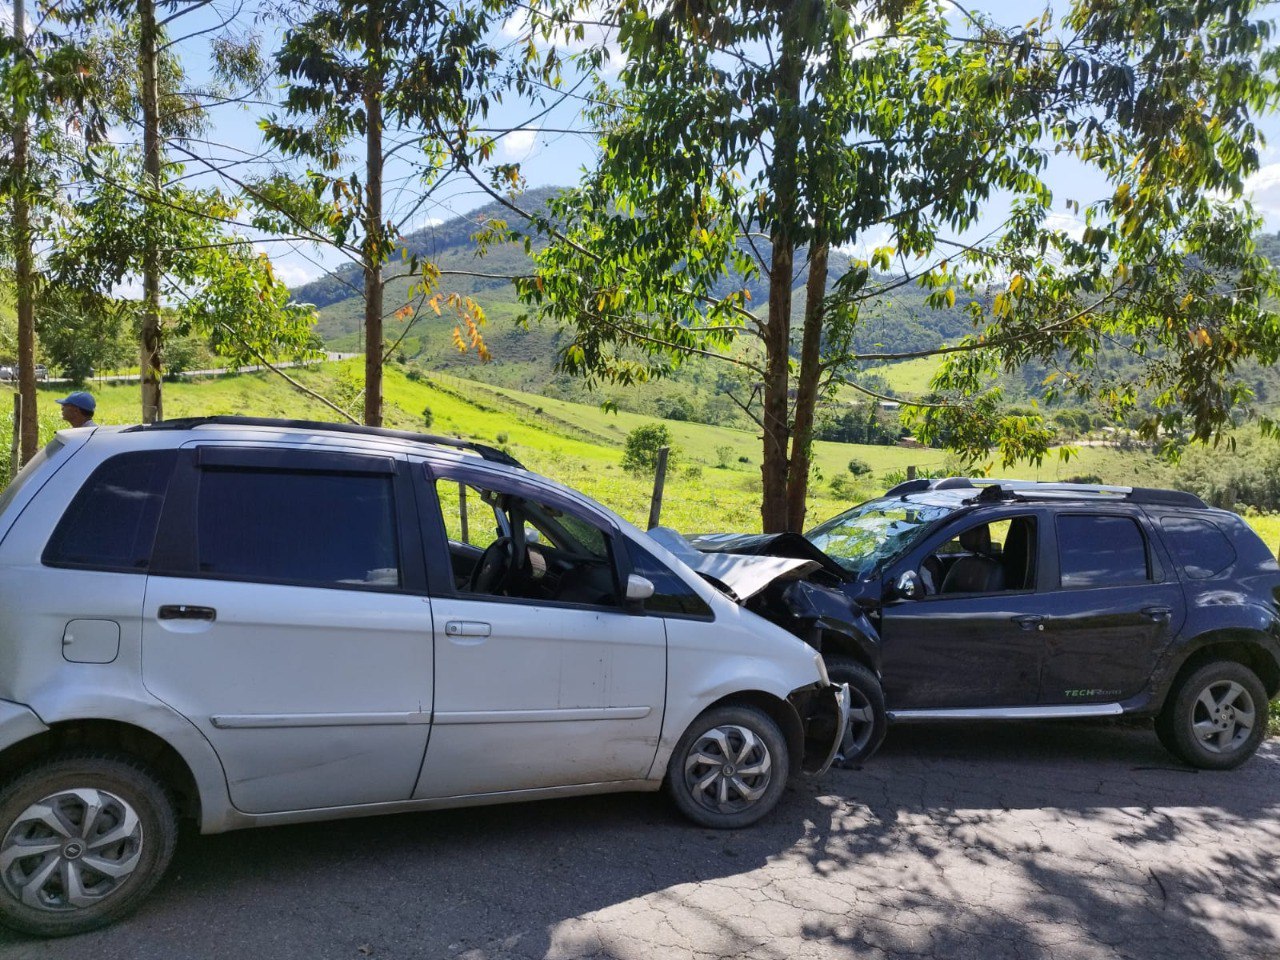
56 391 96 427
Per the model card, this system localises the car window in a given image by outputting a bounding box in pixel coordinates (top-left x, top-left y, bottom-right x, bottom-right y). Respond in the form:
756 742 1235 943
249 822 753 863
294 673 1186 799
430 477 619 608
196 468 401 589
1057 514 1150 588
1160 516 1236 580
435 480 502 550
923 515 1037 594
43 449 176 571
627 542 713 618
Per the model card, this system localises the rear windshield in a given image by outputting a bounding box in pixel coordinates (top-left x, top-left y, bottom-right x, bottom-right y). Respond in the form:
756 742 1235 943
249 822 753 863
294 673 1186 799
0 437 65 519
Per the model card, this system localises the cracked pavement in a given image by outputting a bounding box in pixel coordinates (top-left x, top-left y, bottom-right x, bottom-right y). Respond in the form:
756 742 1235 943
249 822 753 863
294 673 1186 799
2 721 1277 960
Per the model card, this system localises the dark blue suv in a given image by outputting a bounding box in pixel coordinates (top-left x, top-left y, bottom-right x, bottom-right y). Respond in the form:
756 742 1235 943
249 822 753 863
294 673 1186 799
697 479 1280 769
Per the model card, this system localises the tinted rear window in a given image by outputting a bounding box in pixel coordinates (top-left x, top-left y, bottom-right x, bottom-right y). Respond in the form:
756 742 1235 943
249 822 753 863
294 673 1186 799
196 468 401 589
1057 514 1150 588
44 449 176 571
1160 516 1236 579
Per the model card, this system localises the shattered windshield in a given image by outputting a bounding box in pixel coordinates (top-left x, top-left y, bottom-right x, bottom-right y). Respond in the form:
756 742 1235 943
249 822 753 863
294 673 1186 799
805 498 957 575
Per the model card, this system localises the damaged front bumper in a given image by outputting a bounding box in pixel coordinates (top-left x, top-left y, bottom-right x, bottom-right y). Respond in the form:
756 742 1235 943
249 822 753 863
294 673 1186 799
789 680 851 776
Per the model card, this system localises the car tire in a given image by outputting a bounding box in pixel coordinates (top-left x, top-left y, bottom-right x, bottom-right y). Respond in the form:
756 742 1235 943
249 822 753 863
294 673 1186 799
823 657 887 769
0 754 178 937
666 705 789 829
1157 661 1269 770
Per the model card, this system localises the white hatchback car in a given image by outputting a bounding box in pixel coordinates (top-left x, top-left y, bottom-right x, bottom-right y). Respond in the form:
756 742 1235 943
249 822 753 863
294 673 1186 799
0 417 849 937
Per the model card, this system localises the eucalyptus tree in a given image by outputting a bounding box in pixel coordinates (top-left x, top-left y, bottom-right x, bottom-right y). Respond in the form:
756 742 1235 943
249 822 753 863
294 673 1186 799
518 0 1280 532
2 0 118 458
263 0 534 426
48 0 322 422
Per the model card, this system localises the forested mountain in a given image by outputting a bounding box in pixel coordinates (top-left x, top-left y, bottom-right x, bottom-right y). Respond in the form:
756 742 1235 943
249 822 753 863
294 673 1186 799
295 187 976 409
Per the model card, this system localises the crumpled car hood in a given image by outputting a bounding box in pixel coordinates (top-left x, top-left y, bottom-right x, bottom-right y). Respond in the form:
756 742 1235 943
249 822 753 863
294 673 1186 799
649 527 821 600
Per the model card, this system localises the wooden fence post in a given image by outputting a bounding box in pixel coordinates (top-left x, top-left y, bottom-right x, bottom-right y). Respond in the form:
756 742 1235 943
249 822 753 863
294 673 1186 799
458 481 470 544
9 394 21 482
647 446 670 530
906 464 917 481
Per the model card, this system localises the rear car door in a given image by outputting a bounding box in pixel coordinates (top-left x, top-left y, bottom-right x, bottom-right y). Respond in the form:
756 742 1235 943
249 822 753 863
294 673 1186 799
1037 510 1185 705
141 445 435 814
412 461 667 798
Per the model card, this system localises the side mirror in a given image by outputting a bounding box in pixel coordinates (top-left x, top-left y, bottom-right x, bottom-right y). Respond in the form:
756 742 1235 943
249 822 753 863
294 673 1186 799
626 574 656 603
894 570 923 601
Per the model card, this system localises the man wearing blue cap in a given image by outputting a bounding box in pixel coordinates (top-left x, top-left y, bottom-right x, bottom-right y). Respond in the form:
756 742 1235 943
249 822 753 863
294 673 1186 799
55 391 97 428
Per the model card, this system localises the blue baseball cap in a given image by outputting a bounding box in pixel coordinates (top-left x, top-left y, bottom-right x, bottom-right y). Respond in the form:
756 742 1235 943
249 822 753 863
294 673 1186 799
55 391 96 414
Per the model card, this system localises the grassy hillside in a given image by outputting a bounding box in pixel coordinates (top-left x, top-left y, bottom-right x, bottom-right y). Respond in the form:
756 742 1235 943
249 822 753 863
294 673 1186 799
5 363 1279 551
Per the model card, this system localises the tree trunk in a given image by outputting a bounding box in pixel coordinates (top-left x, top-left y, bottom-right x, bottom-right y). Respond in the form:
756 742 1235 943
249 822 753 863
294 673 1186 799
362 4 384 427
786 240 829 532
12 0 37 462
759 27 805 533
138 0 163 423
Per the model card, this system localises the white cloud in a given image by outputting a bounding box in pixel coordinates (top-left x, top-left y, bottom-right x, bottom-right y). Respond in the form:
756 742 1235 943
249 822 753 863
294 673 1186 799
1042 211 1085 240
501 4 626 74
500 128 539 159
272 262 318 288
1244 163 1280 217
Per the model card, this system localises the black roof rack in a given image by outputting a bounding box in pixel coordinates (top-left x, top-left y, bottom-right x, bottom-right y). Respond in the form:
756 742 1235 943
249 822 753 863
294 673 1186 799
968 479 1207 508
883 476 1207 508
122 416 525 468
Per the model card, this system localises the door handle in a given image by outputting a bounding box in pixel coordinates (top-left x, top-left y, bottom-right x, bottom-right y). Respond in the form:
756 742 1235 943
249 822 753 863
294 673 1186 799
158 605 217 621
1142 606 1173 622
445 621 491 639
1011 615 1044 631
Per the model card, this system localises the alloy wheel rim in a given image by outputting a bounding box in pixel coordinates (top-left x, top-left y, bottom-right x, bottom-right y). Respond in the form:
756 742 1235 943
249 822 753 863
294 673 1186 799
1 788 144 913
683 724 773 814
1190 680 1256 755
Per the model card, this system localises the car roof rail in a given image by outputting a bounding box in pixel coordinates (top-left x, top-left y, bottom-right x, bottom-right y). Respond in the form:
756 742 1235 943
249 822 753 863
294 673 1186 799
885 476 975 497
966 479 1206 508
122 416 525 468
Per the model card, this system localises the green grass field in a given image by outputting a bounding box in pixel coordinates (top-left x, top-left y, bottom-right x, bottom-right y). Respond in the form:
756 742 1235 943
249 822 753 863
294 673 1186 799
4 362 1279 547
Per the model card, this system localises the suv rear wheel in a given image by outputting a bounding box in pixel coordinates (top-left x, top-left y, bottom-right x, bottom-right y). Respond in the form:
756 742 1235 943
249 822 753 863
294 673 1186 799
0 754 178 937
1156 661 1268 770
666 705 789 829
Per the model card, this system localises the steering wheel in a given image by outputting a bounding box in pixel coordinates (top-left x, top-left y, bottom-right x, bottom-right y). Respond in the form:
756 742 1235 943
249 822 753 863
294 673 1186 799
469 537 514 594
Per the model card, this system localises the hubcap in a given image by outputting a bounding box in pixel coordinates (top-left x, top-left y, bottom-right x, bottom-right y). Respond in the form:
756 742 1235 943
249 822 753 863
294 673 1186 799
1 788 144 913
1191 680 1256 755
684 724 773 815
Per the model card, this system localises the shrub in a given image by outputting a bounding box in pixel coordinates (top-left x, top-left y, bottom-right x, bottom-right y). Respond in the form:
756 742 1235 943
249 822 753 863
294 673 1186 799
622 422 678 473
715 445 734 469
737 455 750 464
421 405 434 428
847 457 872 476
496 432 508 445
829 475 861 500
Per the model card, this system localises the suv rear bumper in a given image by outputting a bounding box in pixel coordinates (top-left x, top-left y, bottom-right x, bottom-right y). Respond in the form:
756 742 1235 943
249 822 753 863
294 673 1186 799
0 698 48 754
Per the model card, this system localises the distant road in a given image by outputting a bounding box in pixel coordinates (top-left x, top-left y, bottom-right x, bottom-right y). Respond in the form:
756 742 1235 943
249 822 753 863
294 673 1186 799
36 353 362 386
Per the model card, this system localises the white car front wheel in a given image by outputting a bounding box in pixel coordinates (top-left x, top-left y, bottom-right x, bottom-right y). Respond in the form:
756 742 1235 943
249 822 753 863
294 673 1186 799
666 705 789 829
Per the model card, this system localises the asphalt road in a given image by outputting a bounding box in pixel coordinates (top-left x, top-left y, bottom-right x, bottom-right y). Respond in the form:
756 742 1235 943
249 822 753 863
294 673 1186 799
2 721 1277 960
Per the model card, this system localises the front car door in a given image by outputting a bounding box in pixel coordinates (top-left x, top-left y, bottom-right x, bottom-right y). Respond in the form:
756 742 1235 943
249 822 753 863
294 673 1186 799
141 444 435 814
412 461 667 798
878 508 1052 712
1037 509 1185 705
